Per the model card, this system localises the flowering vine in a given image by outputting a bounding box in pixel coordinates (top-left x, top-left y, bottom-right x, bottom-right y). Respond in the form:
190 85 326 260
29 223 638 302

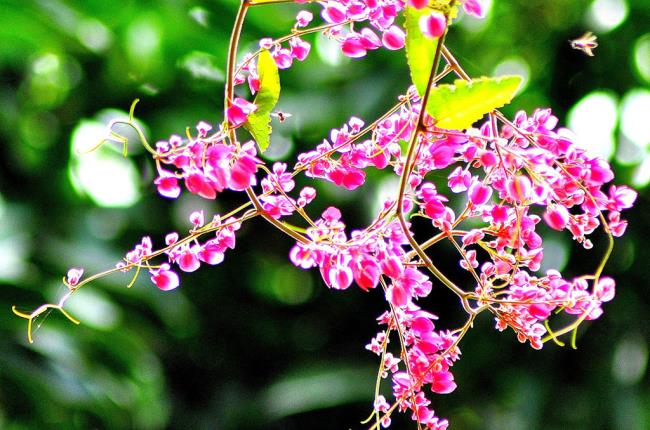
13 0 636 428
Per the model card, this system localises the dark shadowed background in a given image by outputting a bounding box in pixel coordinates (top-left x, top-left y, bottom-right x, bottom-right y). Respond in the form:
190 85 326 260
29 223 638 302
1 0 649 429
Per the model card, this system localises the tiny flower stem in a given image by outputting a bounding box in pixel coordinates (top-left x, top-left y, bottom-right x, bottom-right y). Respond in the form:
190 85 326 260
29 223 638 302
12 304 80 344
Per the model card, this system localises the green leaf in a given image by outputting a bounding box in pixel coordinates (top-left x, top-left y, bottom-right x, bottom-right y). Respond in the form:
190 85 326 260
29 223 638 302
244 49 280 153
405 6 439 97
425 76 523 130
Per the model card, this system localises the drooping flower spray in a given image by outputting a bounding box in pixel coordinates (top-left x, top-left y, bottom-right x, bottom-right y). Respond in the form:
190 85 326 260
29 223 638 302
13 1 636 428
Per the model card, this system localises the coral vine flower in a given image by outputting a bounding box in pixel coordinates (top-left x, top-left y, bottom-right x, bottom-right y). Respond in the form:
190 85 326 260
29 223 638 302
341 33 368 58
463 0 486 18
409 0 429 9
321 1 347 24
295 10 313 27
226 97 257 127
66 267 84 286
543 205 570 231
150 264 180 291
29 2 637 428
154 171 181 199
419 12 447 39
468 181 492 206
382 26 406 50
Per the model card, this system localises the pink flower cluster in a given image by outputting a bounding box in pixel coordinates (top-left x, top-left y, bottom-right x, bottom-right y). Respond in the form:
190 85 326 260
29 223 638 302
116 213 241 291
153 124 261 200
285 89 635 424
367 305 459 430
52 1 636 429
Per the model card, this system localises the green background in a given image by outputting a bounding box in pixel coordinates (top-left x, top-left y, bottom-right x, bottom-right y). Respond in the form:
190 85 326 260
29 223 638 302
1 0 649 429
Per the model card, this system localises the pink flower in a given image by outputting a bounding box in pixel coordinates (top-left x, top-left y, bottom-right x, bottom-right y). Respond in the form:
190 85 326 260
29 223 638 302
185 172 216 199
463 0 486 18
198 240 225 265
154 171 181 199
507 175 532 203
322 206 342 222
289 243 318 269
468 181 492 206
353 256 381 291
430 370 456 394
196 121 212 137
258 38 274 50
448 167 471 193
491 205 509 223
178 246 201 272
409 0 429 9
608 211 628 237
227 97 257 127
165 232 179 245
289 37 311 61
607 185 637 211
66 267 84 286
462 229 484 246
419 12 447 39
229 154 258 191
381 255 404 279
295 10 313 28
387 282 411 307
460 249 478 270
297 187 317 207
321 1 347 24
272 48 293 69
327 166 365 189
595 277 615 302
324 259 354 290
543 205 570 231
359 28 382 50
382 26 406 50
189 210 204 228
341 33 367 58
150 264 180 291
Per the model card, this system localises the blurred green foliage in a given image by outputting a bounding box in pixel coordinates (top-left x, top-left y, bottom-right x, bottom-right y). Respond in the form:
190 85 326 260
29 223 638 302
1 0 649 429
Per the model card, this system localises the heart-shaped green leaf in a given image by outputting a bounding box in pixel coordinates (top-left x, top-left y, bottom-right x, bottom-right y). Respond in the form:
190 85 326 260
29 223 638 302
425 76 523 130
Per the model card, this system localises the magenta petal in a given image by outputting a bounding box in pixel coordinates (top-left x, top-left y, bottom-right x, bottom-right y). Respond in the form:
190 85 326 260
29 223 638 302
341 35 367 58
178 252 201 272
431 371 457 394
151 270 180 291
381 26 405 50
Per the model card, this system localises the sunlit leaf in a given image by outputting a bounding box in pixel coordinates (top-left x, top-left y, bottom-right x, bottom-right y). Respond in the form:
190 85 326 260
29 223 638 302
426 76 523 130
244 49 280 153
405 6 439 97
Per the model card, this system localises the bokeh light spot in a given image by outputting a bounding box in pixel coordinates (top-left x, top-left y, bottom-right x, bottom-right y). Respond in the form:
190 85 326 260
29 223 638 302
612 334 648 385
633 34 650 83
69 119 141 208
586 0 628 33
567 91 618 160
493 56 530 92
616 88 650 165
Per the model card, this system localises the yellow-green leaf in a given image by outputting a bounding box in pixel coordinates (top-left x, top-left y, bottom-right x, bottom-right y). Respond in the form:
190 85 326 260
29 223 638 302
425 76 523 130
405 6 439 97
244 49 280 153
